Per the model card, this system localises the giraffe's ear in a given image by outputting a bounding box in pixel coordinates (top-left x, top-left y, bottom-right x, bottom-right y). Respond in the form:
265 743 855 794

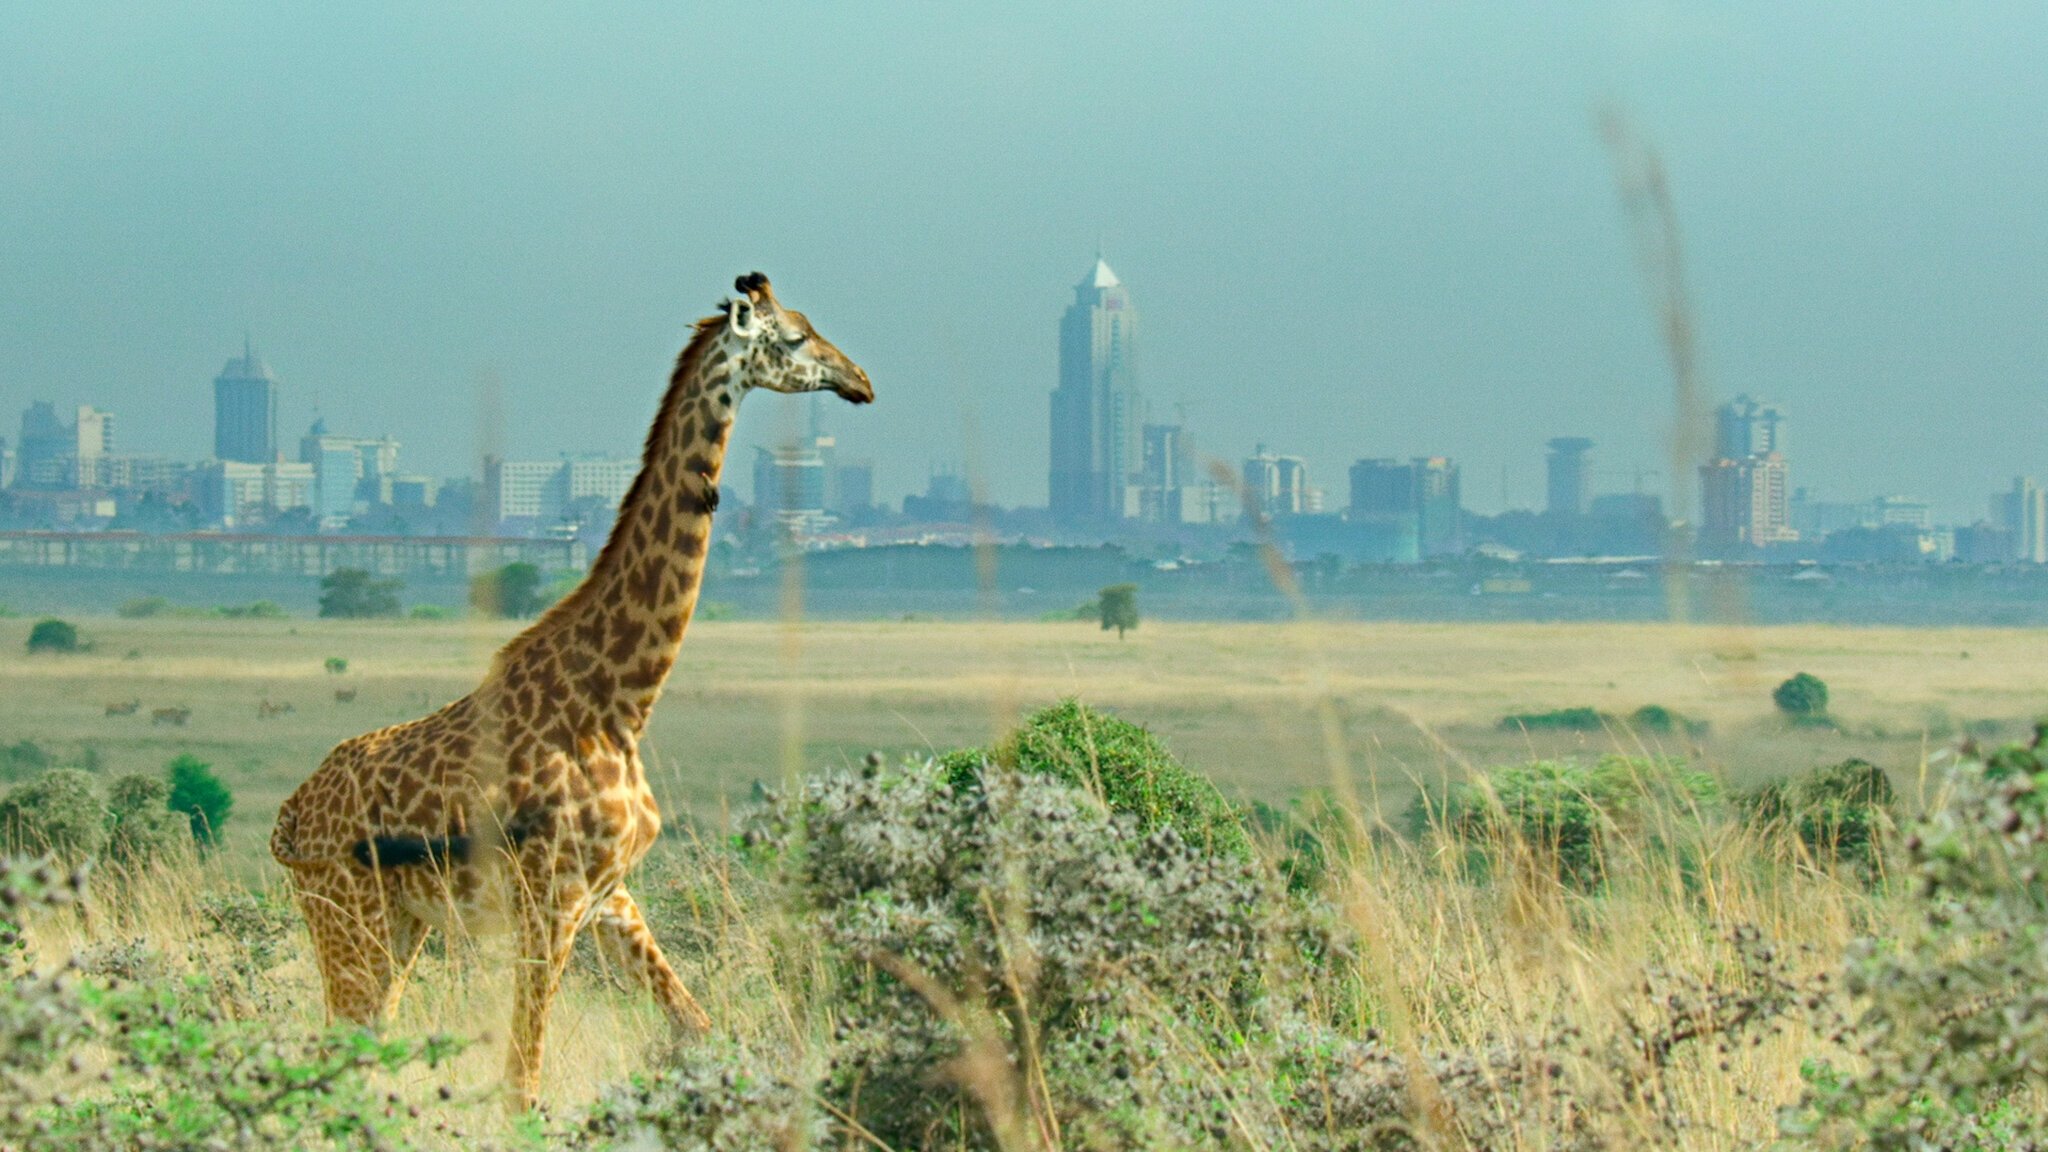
727 296 763 339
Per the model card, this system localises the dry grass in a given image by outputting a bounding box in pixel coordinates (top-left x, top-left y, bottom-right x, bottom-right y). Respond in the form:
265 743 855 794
3 614 2042 1144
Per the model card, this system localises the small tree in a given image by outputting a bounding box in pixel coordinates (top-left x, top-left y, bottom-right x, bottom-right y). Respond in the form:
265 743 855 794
318 568 402 619
26 619 79 654
1098 583 1139 639
469 562 547 618
324 656 348 675
166 754 233 848
1773 672 1830 720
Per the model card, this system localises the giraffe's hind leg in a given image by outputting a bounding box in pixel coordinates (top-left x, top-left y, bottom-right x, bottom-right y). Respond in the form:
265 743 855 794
589 886 711 1034
287 860 430 1025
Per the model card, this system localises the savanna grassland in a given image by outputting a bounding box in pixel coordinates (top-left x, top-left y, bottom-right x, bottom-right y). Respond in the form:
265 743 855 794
2 612 2047 1149
2 615 2037 847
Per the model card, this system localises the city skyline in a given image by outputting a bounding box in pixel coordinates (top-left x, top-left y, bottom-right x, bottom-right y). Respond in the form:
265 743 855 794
4 6 2045 521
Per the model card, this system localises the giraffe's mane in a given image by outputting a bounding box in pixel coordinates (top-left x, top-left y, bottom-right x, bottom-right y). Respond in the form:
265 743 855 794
497 314 727 663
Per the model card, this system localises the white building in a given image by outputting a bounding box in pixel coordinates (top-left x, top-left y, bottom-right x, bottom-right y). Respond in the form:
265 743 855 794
486 455 638 526
201 460 315 525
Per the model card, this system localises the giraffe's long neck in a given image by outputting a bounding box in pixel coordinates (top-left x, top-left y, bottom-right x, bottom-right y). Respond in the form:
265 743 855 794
502 329 739 743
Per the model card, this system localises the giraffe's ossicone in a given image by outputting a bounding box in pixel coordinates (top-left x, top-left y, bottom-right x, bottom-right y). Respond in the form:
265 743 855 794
269 272 871 1111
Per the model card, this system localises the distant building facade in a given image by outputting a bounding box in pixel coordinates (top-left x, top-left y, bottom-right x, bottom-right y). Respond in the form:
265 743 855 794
1545 437 1593 517
1049 257 1140 526
1700 454 1795 551
200 460 315 525
1716 394 1785 459
1242 444 1314 518
214 340 280 464
484 455 637 527
1996 477 2048 563
1700 396 1796 553
1346 456 1462 559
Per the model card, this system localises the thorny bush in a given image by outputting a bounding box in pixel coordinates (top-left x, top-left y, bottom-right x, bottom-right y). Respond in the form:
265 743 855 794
747 756 1273 1149
1787 727 2048 1148
0 857 469 1151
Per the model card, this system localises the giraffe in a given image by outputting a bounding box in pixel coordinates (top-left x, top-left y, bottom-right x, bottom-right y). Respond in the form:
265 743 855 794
269 272 872 1110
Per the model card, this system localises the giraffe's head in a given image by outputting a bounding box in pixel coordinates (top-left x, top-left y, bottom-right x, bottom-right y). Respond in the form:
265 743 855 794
717 272 873 405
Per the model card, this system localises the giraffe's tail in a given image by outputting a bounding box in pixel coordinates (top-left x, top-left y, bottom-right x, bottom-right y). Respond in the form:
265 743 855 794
269 795 313 867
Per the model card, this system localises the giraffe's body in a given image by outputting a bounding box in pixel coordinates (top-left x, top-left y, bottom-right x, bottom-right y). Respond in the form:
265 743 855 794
270 274 871 1109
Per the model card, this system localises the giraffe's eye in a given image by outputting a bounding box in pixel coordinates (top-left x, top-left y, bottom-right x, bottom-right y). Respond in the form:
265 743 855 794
782 331 808 349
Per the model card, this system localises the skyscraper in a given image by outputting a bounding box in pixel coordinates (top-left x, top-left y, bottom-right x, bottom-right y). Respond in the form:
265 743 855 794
1715 395 1784 459
1049 257 1140 525
214 339 279 463
1413 456 1463 556
1701 396 1796 552
1700 455 1795 551
1996 477 2047 563
1545 437 1593 517
1242 444 1311 518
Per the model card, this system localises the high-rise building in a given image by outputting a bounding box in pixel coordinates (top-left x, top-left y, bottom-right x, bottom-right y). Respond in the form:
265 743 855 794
1545 437 1593 517
1716 395 1785 459
1701 396 1796 552
1049 257 1140 525
483 455 637 527
1348 458 1414 519
1870 495 1933 530
199 460 314 525
1700 454 1796 550
1413 456 1463 557
15 402 69 488
1995 477 2048 563
1345 457 1462 557
832 461 874 515
1242 444 1311 518
753 444 830 529
214 339 280 463
74 406 112 461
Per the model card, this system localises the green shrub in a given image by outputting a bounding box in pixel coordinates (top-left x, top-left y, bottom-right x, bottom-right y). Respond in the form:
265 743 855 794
165 755 233 847
117 595 173 618
0 740 52 777
26 618 79 654
1773 671 1830 720
318 568 402 619
324 656 349 675
747 757 1270 1150
1498 706 1608 732
1627 704 1708 737
1738 758 1896 874
407 603 449 620
1412 755 1720 888
1787 731 2048 1145
0 769 106 863
938 699 1249 860
105 774 189 867
469 561 547 618
216 600 287 619
0 862 466 1152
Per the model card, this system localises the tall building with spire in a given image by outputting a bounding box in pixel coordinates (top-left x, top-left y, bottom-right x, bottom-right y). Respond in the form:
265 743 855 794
214 338 279 463
1049 256 1141 525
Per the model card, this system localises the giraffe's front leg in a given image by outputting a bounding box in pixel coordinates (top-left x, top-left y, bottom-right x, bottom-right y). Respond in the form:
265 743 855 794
589 885 712 1034
504 886 583 1113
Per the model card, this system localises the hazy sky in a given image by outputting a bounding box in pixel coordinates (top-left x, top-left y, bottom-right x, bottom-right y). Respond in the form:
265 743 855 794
3 3 2043 518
